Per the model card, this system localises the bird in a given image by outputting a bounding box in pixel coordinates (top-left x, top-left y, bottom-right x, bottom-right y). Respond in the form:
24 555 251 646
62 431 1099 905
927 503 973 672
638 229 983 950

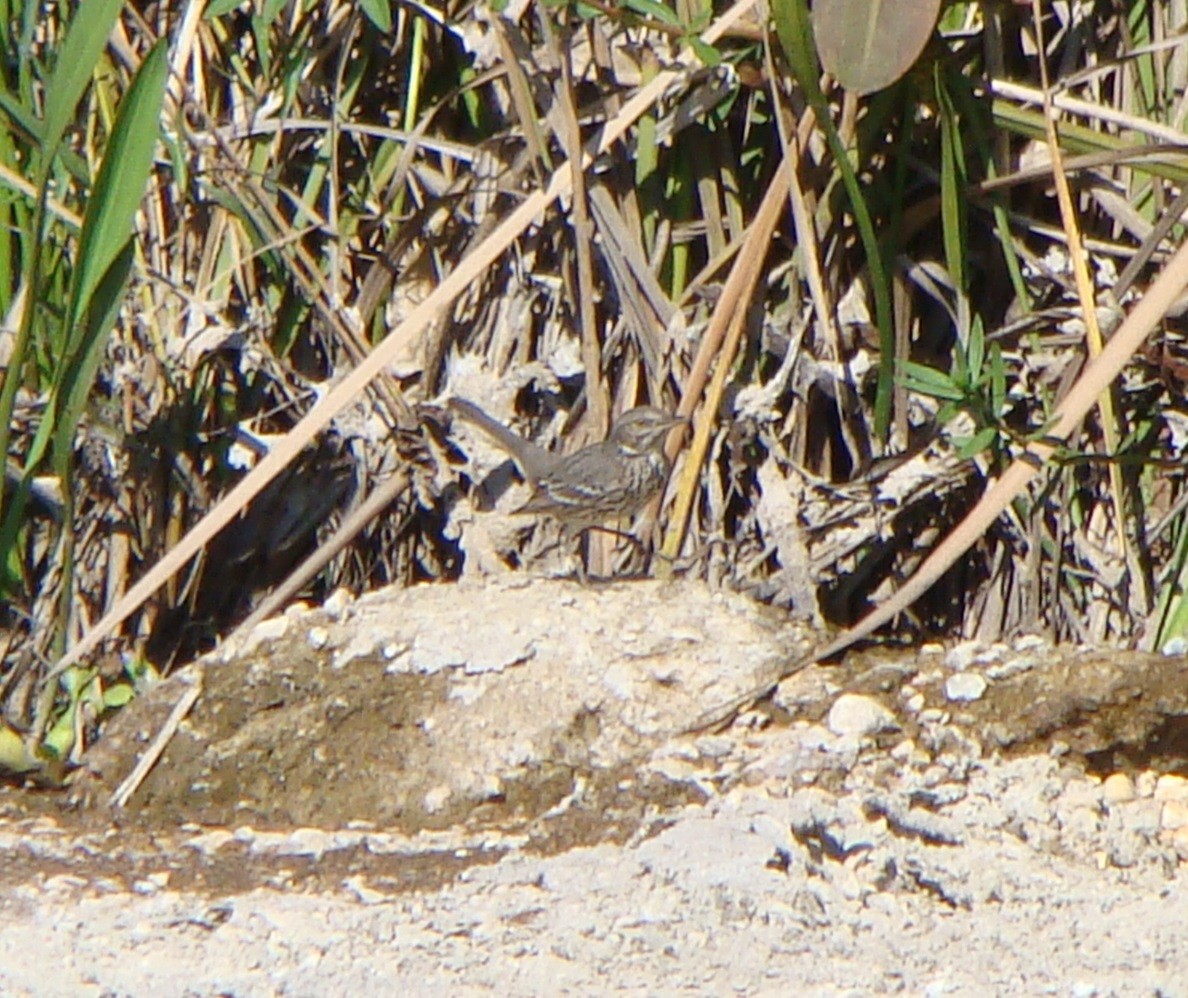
448 398 687 536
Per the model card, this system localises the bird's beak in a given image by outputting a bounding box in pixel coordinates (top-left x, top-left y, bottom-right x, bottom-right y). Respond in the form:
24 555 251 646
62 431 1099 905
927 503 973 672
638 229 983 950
665 413 691 438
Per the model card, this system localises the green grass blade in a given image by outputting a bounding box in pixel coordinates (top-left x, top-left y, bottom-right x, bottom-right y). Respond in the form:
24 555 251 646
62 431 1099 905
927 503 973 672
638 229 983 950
936 65 966 296
58 41 168 362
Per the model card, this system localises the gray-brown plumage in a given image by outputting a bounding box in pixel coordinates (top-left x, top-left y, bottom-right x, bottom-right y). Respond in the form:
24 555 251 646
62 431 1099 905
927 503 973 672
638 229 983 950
448 398 686 533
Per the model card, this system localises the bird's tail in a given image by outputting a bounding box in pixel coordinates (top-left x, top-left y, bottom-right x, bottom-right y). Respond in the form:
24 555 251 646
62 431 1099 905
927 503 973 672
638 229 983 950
447 398 555 482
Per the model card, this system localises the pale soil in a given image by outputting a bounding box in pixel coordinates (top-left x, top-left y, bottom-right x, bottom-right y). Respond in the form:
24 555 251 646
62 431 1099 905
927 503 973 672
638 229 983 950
1 578 1185 996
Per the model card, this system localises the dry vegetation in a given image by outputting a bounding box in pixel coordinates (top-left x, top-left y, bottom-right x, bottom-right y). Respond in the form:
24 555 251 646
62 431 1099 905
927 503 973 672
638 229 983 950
2 0 1188 773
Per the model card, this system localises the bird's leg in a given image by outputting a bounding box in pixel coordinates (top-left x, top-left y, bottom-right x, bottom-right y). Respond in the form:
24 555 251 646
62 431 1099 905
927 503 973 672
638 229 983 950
586 524 647 555
575 531 590 585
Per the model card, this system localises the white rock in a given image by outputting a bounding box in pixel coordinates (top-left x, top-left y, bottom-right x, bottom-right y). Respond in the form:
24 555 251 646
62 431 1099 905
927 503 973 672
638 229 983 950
1102 773 1136 804
1173 825 1188 862
944 640 981 671
986 655 1038 680
827 694 896 738
1160 635 1188 656
1154 774 1188 802
1160 799 1188 831
1116 798 1162 839
944 672 988 702
423 785 452 813
323 587 354 618
235 615 289 656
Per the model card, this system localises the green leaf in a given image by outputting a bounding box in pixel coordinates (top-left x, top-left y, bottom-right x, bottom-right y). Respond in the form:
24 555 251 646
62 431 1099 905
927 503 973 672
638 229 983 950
43 703 75 759
360 0 393 33
990 342 1006 416
261 0 289 25
204 0 245 18
899 360 965 401
53 242 135 471
951 336 970 387
623 0 681 25
954 426 1000 460
60 41 168 361
936 401 959 425
103 683 136 709
771 0 821 88
0 724 42 776
966 314 985 379
41 0 125 165
936 65 966 295
0 89 43 146
689 37 722 68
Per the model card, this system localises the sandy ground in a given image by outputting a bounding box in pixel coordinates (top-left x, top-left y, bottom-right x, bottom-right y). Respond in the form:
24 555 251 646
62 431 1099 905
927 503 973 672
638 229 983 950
1 578 1186 996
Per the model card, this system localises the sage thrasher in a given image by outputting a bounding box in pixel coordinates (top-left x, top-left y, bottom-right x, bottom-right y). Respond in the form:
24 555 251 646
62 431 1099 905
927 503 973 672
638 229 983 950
448 398 687 537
